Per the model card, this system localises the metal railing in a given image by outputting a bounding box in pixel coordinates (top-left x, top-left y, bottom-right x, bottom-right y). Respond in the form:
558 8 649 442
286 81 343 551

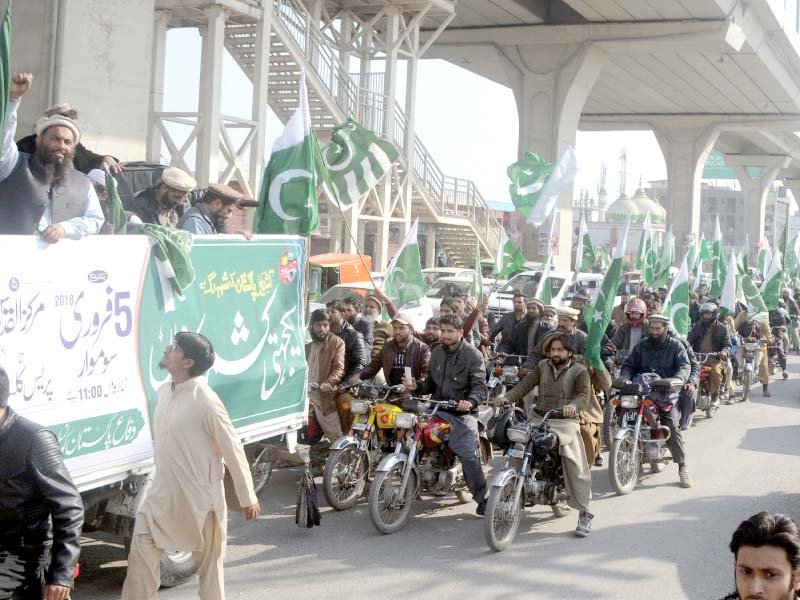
231 0 503 250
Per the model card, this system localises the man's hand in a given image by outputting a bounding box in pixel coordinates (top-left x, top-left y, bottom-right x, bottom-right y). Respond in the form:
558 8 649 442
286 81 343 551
348 375 361 386
684 383 696 395
101 155 123 173
41 224 65 244
478 297 489 312
562 404 577 418
493 395 508 408
403 377 416 393
518 368 529 378
373 289 390 304
242 502 261 521
44 585 71 600
10 73 33 100
319 382 333 394
236 229 253 240
456 400 473 412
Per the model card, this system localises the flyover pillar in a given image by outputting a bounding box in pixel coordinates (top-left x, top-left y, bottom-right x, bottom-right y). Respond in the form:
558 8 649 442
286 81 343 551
727 155 790 249
653 125 719 256
514 44 606 270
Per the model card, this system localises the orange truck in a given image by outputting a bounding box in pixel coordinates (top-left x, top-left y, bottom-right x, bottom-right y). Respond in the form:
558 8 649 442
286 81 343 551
309 253 373 302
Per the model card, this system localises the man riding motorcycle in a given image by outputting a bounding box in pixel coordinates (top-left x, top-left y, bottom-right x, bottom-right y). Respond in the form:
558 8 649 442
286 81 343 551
687 302 732 410
499 332 595 537
735 316 771 397
620 315 692 488
499 299 552 369
612 298 649 361
670 329 700 430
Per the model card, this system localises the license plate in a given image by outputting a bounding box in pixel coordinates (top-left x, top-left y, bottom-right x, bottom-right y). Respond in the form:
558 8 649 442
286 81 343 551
508 448 524 459
352 422 369 431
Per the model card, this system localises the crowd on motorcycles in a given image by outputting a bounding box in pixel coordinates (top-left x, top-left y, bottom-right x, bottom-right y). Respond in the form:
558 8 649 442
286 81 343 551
302 281 795 552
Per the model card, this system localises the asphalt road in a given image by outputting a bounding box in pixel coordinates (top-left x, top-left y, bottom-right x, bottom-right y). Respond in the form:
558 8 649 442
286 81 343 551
75 357 800 600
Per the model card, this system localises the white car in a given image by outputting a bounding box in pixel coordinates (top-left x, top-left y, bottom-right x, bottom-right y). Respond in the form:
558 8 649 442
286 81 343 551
422 267 475 288
486 270 574 328
422 275 498 317
311 281 432 332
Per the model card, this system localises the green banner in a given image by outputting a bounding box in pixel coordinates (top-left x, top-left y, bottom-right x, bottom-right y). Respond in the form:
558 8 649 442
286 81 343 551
51 409 146 459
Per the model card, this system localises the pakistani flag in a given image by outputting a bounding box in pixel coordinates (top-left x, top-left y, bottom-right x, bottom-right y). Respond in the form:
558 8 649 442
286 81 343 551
104 168 127 234
642 232 659 290
757 237 772 280
760 249 782 310
635 212 652 271
710 216 725 298
685 242 697 273
254 76 322 235
536 253 553 305
508 147 578 226
663 256 690 337
584 217 630 371
494 229 526 279
742 273 770 324
322 119 398 208
575 212 596 273
140 224 194 313
719 252 738 318
471 244 483 302
692 252 705 292
383 219 426 308
654 227 674 289
698 235 713 264
662 256 691 338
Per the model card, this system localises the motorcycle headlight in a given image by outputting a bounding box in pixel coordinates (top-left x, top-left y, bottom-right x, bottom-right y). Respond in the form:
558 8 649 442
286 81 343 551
351 400 369 414
744 342 759 351
619 395 639 408
502 366 518 380
506 427 529 444
395 412 417 429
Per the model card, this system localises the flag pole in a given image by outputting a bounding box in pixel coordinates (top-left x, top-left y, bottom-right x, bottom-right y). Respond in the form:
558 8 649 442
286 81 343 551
330 199 379 291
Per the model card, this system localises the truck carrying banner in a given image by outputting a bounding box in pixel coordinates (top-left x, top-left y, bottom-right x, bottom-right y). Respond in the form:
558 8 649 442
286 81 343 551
0 235 308 491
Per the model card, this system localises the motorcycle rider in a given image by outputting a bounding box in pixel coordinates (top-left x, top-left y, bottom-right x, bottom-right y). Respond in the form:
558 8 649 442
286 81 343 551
499 332 595 537
770 302 791 379
409 314 488 515
420 317 442 350
670 330 700 430
687 302 732 409
781 289 800 353
489 292 527 347
554 307 588 355
500 299 552 369
343 295 374 357
326 300 367 433
735 316 771 398
620 314 692 488
611 289 631 328
350 312 431 389
611 298 649 361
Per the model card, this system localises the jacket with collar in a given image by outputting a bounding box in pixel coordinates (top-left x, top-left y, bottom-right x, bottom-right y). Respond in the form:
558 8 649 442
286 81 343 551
333 320 367 383
418 339 487 410
620 335 691 384
687 319 732 355
359 335 430 385
504 358 590 417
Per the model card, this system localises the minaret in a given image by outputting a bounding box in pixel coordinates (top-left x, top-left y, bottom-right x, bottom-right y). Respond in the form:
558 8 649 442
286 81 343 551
597 162 608 221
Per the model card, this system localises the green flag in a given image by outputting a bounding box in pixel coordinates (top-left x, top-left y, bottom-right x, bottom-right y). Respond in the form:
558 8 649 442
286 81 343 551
322 119 398 208
663 255 691 337
254 77 321 235
471 244 483 303
536 254 553 305
0 2 10 134
635 212 652 271
710 216 725 298
654 227 674 288
383 219 426 308
742 272 769 324
685 242 697 272
104 168 127 234
719 252 738 318
698 235 712 263
508 147 577 226
757 237 772 280
642 232 659 290
760 250 782 310
574 212 596 273
140 224 194 312
494 229 526 279
584 217 630 370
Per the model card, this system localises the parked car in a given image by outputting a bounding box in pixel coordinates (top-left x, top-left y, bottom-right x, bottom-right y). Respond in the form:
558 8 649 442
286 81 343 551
422 267 475 287
486 270 574 328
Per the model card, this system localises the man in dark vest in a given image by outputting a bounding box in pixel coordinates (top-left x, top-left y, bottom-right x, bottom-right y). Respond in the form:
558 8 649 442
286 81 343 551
0 366 84 600
0 73 103 242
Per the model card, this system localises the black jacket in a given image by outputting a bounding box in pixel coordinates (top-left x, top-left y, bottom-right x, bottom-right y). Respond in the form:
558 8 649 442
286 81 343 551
671 332 700 388
17 134 108 175
687 320 732 355
489 310 525 344
498 317 551 366
334 320 367 383
0 408 83 587
620 335 691 384
418 339 487 410
350 316 374 356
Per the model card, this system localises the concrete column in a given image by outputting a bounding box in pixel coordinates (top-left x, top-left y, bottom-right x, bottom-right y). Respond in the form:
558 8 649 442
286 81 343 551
402 26 419 230
147 10 170 163
249 1 273 197
196 6 226 186
515 44 606 270
425 224 437 268
728 155 790 248
653 125 719 257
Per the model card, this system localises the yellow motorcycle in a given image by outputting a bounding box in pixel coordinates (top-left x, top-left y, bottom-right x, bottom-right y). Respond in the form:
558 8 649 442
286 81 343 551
322 383 406 510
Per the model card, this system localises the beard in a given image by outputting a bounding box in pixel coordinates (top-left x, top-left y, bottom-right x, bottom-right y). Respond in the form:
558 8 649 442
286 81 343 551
212 211 227 232
649 334 666 346
310 330 329 342
361 313 378 325
422 333 438 344
550 355 568 367
30 144 73 185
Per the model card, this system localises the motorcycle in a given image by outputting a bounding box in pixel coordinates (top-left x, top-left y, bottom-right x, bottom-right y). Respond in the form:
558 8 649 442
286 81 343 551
487 353 524 404
738 338 762 403
484 406 568 552
368 397 493 534
322 383 406 511
608 376 683 495
695 352 727 418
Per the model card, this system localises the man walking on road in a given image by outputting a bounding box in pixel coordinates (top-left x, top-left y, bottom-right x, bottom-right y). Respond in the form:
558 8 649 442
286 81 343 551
121 332 260 600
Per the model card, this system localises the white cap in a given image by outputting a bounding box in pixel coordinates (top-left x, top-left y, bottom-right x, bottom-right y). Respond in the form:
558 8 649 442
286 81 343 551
87 169 106 186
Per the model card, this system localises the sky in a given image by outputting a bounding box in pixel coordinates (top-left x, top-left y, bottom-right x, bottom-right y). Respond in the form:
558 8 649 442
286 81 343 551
163 28 669 204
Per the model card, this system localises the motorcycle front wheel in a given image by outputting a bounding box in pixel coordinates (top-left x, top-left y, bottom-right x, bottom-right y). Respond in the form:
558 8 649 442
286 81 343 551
610 431 640 495
368 462 417 534
484 477 522 552
741 370 752 402
602 402 619 450
323 446 369 511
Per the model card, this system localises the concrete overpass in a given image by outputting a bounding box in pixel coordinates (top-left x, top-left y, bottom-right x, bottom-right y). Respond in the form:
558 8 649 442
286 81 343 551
424 0 800 267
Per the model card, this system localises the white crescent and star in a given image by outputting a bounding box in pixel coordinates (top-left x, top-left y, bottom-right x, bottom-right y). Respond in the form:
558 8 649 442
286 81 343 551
269 168 313 221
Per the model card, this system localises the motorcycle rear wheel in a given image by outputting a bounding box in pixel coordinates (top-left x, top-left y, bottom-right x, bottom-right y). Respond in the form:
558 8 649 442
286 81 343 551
323 447 369 511
484 477 522 552
368 463 417 535
741 370 752 402
610 431 640 495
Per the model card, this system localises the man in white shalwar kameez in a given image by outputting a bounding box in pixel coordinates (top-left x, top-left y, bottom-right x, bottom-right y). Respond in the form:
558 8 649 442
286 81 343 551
121 332 260 600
